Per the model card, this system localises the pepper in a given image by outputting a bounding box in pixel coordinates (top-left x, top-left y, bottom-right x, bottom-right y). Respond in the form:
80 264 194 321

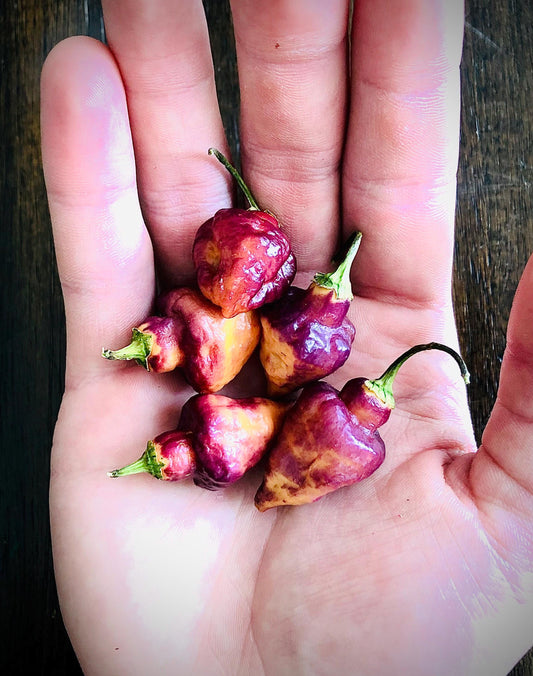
102 316 184 373
259 232 362 397
102 286 260 393
108 393 289 489
193 148 296 318
179 393 290 490
108 430 196 481
254 342 469 511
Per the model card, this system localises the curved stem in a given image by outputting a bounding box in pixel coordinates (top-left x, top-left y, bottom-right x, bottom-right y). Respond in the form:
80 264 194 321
378 342 470 386
208 147 260 210
366 342 470 409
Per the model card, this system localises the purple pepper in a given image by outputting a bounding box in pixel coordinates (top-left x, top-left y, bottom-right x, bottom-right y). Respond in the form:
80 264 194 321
178 393 290 490
193 148 296 318
254 343 469 511
107 394 289 489
102 316 184 373
108 430 196 481
102 286 260 393
259 232 362 396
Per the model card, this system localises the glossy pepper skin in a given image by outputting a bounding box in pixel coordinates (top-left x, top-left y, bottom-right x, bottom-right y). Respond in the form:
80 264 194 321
193 207 296 318
102 316 184 373
103 287 261 393
178 393 290 490
108 431 196 481
254 343 470 511
254 381 385 510
259 232 362 397
108 394 289 488
193 148 296 318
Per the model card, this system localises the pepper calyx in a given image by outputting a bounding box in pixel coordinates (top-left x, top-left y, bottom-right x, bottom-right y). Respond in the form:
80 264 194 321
313 231 362 301
107 441 165 479
101 328 153 371
362 378 396 410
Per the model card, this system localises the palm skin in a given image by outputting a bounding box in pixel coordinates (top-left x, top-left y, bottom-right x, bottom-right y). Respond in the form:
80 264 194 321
41 1 533 675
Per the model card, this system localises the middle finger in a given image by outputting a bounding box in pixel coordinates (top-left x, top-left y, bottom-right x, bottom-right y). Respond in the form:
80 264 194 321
230 0 350 270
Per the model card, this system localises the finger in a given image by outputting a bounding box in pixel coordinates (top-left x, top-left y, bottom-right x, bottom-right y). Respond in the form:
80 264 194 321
344 0 464 307
41 37 154 387
472 253 533 518
230 0 350 270
100 0 230 284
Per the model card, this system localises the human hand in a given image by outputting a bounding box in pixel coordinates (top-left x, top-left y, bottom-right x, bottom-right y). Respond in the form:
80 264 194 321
41 1 533 674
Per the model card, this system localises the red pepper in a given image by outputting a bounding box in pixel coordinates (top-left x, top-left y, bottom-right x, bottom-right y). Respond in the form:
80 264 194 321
102 287 260 393
108 430 195 482
193 149 296 318
179 393 290 490
102 316 184 373
108 394 290 489
254 343 469 511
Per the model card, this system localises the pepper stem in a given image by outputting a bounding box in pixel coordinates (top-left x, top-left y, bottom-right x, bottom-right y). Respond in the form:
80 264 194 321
365 342 470 409
208 147 260 211
107 441 164 479
101 328 152 371
312 231 362 301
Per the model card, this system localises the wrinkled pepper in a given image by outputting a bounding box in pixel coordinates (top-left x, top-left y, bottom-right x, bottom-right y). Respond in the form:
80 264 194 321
178 393 290 490
102 286 260 394
259 232 362 396
193 148 296 318
254 342 469 511
108 393 289 489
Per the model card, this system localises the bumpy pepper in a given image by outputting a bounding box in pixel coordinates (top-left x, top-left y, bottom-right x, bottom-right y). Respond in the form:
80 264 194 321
178 393 290 490
102 286 260 394
108 393 289 489
108 430 196 481
102 316 184 373
259 232 362 396
193 148 296 318
254 343 469 511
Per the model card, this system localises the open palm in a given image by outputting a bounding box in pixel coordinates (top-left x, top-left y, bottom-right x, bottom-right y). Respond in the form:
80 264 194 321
41 1 533 674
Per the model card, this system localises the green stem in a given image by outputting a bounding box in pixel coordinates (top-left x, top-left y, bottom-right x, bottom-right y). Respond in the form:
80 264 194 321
208 147 260 210
365 342 470 409
101 328 152 371
107 441 164 479
312 231 362 300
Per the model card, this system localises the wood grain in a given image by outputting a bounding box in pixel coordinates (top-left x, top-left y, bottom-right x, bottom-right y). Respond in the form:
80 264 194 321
456 5 533 671
0 0 531 673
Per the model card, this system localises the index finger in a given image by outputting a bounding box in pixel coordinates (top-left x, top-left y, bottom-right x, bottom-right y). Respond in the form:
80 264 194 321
100 0 231 285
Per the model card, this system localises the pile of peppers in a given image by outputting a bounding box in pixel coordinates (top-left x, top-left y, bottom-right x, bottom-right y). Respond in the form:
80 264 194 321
105 150 470 510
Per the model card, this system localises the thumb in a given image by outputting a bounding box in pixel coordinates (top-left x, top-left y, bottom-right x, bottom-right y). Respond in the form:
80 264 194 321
471 251 533 531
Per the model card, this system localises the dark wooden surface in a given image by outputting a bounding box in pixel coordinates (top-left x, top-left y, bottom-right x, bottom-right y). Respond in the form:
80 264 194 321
1 0 531 673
